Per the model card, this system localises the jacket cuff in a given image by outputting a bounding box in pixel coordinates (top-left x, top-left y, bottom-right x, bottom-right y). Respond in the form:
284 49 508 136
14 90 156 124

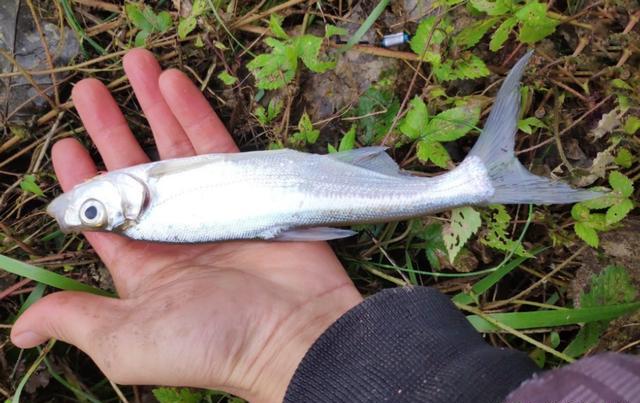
285 287 539 402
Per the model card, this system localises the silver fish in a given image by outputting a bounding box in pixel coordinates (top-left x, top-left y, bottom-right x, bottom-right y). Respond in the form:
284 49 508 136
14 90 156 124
47 52 599 243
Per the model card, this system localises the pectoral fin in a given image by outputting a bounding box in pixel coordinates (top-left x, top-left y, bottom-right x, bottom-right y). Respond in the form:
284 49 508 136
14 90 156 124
272 227 357 241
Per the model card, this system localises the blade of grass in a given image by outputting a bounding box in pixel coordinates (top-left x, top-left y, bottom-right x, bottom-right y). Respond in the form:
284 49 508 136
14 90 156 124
342 0 391 51
0 254 113 297
464 302 640 332
457 303 576 363
59 0 107 55
18 282 46 316
452 248 544 304
43 356 102 403
12 339 56 403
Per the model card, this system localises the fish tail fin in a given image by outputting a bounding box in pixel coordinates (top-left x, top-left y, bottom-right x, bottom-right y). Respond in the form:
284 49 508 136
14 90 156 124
468 51 601 204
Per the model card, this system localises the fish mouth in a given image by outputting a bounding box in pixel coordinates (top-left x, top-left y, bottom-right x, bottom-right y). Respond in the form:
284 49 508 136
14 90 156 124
46 193 73 232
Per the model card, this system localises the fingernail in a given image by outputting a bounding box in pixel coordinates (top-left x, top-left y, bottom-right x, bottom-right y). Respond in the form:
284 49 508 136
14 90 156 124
12 331 44 348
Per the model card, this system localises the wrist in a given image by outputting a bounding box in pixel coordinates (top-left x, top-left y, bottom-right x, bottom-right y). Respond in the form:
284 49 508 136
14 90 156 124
251 283 362 402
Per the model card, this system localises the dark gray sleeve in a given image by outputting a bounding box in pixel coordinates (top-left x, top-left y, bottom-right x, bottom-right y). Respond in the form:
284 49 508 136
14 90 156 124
284 287 540 402
506 353 640 403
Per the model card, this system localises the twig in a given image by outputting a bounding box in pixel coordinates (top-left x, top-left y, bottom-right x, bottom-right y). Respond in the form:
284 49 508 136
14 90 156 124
33 112 65 173
72 0 121 13
230 0 311 29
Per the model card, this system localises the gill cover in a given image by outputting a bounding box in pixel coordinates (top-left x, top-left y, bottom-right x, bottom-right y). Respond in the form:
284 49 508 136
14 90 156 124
47 172 148 233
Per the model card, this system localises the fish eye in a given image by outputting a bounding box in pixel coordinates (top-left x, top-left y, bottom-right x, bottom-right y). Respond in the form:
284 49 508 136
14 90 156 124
79 199 107 227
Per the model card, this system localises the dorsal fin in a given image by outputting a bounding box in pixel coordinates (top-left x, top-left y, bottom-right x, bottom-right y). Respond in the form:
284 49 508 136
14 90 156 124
327 147 402 176
146 155 219 178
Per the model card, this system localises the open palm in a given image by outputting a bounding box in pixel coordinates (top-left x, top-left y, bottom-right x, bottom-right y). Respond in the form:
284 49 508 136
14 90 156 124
11 49 362 402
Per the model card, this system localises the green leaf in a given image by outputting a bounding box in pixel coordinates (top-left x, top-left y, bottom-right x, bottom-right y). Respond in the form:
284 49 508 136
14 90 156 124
152 387 209 403
606 198 634 225
254 106 267 125
571 203 591 221
217 71 238 85
466 302 640 332
399 96 428 140
0 254 112 297
338 126 357 152
269 14 289 39
156 11 172 32
125 4 153 32
426 104 481 142
564 266 638 357
178 16 197 39
432 61 454 81
443 207 482 262
247 38 298 89
575 222 599 247
20 174 44 197
515 2 557 44
134 30 150 47
514 2 546 21
455 17 499 49
611 78 632 90
325 24 348 38
296 35 335 73
410 16 447 62
470 0 511 15
437 55 490 81
415 222 446 270
609 171 633 198
192 0 207 16
428 140 451 168
518 20 556 44
481 205 531 257
578 192 619 210
267 98 283 121
585 213 609 231
518 116 547 134
490 16 517 51
295 112 320 144
614 148 633 168
581 265 637 308
417 139 451 168
623 116 640 134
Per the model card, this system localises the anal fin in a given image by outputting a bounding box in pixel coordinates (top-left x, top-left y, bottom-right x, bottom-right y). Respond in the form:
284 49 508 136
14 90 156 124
272 227 357 241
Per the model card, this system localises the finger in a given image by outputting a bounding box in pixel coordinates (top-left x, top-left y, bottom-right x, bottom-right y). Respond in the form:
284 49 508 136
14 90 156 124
123 49 195 159
11 291 124 351
52 140 134 294
51 138 97 191
72 79 149 169
159 69 238 154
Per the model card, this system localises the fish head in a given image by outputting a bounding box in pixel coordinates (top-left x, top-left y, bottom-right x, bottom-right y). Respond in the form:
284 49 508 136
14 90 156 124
47 172 148 233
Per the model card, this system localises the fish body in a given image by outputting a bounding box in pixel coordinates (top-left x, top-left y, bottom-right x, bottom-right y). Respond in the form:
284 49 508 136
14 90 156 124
47 52 599 243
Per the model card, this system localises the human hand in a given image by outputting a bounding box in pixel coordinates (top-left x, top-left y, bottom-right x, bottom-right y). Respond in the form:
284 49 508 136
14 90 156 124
11 49 363 402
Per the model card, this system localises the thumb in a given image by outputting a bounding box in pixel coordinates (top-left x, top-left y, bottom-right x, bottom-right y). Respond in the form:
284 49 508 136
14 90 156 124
11 291 123 351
